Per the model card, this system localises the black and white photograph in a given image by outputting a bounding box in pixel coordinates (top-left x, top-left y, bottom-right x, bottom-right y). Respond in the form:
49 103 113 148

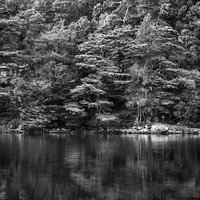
0 0 200 199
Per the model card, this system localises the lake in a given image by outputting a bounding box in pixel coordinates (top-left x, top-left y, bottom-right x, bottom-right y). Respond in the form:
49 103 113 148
0 134 200 200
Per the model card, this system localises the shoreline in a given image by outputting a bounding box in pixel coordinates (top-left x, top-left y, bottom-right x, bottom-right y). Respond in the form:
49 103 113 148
1 123 200 135
119 123 200 135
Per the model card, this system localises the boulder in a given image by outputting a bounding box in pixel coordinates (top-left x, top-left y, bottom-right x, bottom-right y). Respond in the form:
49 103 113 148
140 128 149 134
150 123 169 134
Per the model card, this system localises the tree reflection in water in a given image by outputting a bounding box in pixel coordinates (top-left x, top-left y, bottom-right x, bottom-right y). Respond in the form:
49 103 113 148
0 134 200 200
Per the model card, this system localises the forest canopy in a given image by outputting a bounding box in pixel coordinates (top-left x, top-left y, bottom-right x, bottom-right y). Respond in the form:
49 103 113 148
1 0 200 130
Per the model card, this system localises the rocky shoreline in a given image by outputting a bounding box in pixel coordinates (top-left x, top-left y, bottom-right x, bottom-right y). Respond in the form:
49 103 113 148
1 123 200 135
48 123 200 135
119 123 200 135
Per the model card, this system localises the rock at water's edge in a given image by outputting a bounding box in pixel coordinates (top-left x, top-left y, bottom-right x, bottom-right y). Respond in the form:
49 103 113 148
150 124 169 134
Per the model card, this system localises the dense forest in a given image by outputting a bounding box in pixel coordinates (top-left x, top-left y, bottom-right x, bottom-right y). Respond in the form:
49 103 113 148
1 0 200 131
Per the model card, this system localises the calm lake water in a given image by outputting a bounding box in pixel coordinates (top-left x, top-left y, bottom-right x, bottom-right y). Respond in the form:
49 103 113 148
0 134 200 200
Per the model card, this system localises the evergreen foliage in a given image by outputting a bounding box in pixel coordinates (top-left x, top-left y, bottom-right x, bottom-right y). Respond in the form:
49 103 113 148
1 0 200 130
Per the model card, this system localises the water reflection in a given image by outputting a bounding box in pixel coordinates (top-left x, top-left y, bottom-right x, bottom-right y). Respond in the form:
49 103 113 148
0 134 200 199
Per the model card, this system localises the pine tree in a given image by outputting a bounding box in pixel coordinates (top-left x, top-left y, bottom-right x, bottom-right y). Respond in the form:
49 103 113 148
13 19 78 130
126 11 187 124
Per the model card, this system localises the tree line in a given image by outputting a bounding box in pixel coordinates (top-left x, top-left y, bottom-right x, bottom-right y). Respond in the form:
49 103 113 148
1 0 200 131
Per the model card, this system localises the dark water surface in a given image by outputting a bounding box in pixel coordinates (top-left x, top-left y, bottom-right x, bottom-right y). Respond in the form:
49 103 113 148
0 134 200 200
